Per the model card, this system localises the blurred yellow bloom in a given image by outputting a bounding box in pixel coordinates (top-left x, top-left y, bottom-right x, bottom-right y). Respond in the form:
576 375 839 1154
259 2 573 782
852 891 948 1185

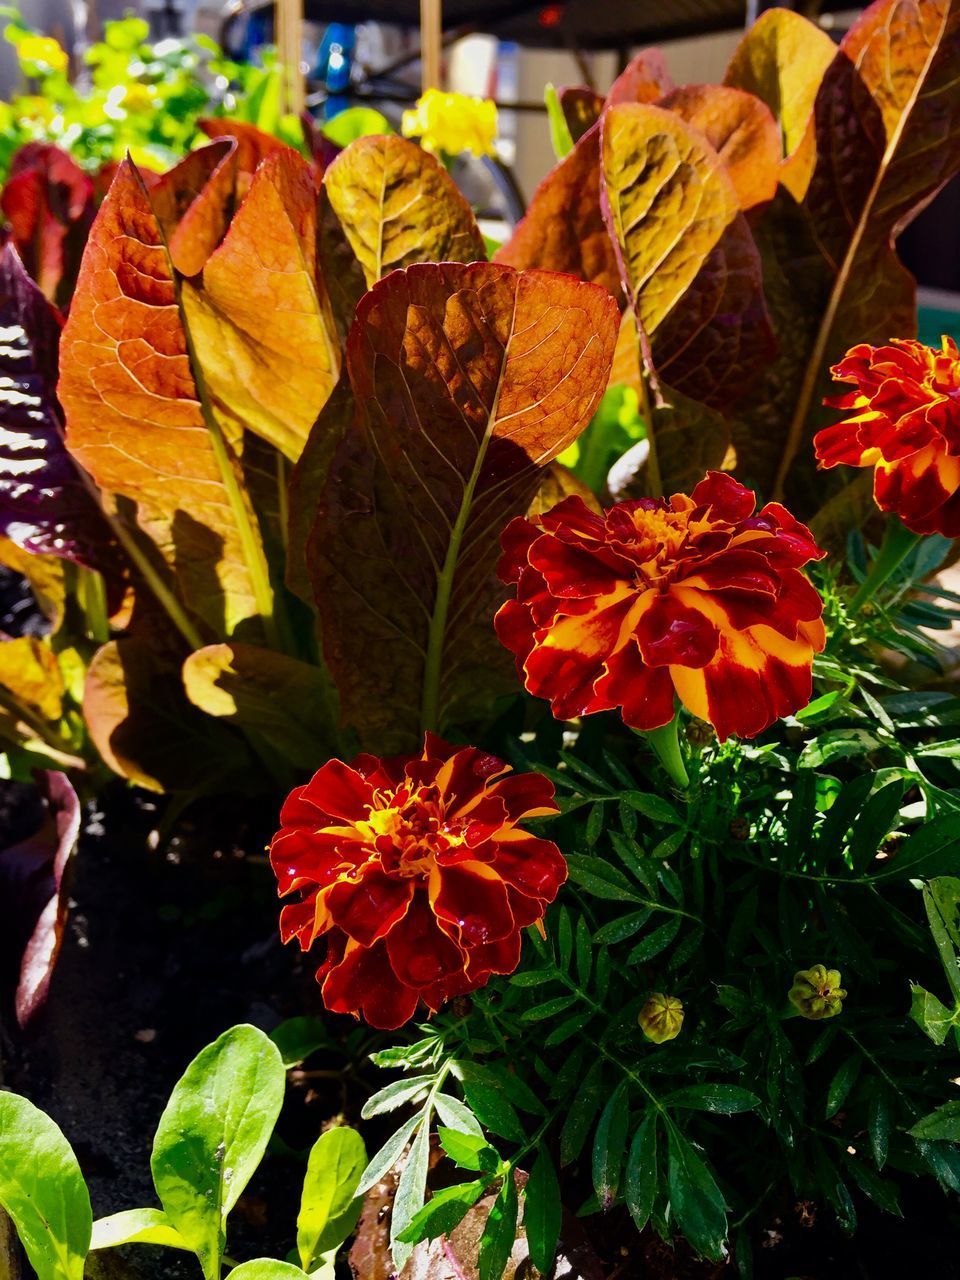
14 94 55 124
121 83 155 113
401 89 498 158
17 35 69 74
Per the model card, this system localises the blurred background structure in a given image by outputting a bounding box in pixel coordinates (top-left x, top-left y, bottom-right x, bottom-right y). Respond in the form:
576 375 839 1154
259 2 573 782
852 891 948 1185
4 0 959 316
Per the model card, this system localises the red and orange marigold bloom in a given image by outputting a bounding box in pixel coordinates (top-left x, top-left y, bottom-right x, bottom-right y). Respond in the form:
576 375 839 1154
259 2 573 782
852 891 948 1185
814 337 960 537
270 734 565 1030
495 472 826 742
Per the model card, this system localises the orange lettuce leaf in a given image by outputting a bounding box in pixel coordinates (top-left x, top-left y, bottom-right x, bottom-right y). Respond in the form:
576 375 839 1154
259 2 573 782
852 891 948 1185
198 117 293 194
659 85 780 210
58 159 265 638
0 537 64 631
180 149 341 462
285 374 354 606
0 770 80 1028
0 142 95 307
0 635 64 722
84 637 250 792
606 48 674 106
307 262 618 752
601 103 775 413
150 139 239 277
323 135 486 288
724 8 836 156
494 123 622 301
182 642 338 768
737 0 960 504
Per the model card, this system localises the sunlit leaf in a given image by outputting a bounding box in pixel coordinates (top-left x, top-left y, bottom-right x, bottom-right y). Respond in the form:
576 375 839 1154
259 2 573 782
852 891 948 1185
0 1091 91 1280
307 262 618 750
91 1209 190 1251
84 637 250 792
606 47 674 107
495 124 622 302
198 117 293 194
150 139 239 278
182 641 337 766
558 85 603 145
297 1127 366 1271
151 1025 286 1280
601 103 775 413
0 636 63 722
659 84 780 209
181 149 340 462
323 135 486 288
59 157 268 636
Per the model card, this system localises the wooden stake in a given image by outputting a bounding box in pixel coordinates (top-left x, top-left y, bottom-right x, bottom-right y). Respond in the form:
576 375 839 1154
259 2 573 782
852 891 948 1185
420 0 442 93
276 0 305 115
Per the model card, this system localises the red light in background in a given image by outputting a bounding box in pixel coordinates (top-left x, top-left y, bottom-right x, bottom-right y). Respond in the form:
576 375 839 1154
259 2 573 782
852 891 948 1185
539 4 564 27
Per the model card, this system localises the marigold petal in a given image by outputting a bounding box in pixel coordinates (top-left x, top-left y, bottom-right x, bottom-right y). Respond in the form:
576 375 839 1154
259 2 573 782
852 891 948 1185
691 471 756 520
325 867 414 946
430 861 515 945
464 929 522 981
593 640 675 730
487 830 567 901
320 938 419 1030
634 592 720 669
302 758 373 822
385 895 467 990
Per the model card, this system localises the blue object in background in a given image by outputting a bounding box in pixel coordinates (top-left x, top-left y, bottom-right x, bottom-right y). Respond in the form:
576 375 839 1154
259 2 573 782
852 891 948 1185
315 22 356 118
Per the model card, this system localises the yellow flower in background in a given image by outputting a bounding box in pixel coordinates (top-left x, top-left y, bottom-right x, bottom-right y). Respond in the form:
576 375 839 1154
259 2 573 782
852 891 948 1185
17 34 69 74
639 993 684 1043
402 89 498 158
121 83 155 113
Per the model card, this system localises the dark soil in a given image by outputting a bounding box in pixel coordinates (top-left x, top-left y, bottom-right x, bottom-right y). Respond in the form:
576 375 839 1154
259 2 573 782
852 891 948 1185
2 782 960 1280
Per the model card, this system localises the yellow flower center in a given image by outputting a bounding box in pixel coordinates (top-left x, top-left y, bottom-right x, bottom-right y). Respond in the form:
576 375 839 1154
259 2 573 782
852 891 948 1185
356 784 466 878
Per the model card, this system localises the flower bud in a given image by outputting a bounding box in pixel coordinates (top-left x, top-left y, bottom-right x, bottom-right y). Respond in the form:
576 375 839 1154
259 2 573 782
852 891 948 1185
789 964 846 1020
639 993 684 1043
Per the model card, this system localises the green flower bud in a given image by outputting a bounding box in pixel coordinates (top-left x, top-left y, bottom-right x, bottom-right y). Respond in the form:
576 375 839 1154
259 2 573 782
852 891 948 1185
789 964 846 1020
639 992 684 1043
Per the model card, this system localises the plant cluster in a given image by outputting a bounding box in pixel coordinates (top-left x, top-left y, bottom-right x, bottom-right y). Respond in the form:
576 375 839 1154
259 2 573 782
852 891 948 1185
2 1 960 1277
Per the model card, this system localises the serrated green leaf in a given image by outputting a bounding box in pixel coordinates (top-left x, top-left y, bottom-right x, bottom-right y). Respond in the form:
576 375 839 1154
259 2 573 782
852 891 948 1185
909 984 956 1046
585 801 605 847
461 1079 525 1143
434 1094 484 1138
390 1119 431 1270
396 1179 486 1244
665 1126 727 1261
623 792 682 824
0 1092 92 1280
525 1150 562 1274
909 1100 960 1143
560 1062 604 1166
575 915 593 987
566 854 641 902
625 1113 658 1234
626 916 681 965
544 1011 593 1048
361 1074 434 1119
825 1055 862 1120
150 1025 286 1280
870 813 960 882
521 995 578 1022
592 1082 630 1208
663 1085 759 1115
593 910 651 945
357 1113 422 1195
479 1175 519 1280
438 1128 492 1171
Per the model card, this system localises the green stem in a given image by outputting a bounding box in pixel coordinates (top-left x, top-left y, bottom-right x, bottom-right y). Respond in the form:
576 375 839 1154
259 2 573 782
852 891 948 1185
643 715 689 790
634 316 664 500
849 520 922 613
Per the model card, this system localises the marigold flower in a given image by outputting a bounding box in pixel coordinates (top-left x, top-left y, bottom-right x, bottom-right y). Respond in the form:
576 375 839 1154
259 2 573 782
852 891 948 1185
814 337 960 537
401 89 498 157
495 472 826 742
639 992 684 1043
270 734 565 1030
789 964 846 1020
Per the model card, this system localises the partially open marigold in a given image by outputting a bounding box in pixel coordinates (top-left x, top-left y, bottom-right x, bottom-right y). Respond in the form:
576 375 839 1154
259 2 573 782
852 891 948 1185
271 735 564 1030
814 337 960 536
495 472 826 741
